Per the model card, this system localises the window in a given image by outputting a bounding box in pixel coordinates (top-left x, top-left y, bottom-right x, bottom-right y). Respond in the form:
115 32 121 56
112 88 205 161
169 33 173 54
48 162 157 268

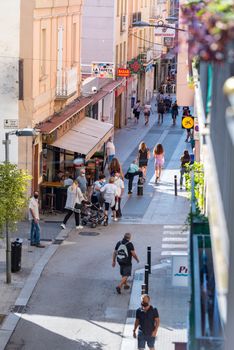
123 41 126 64
117 0 120 17
40 28 46 76
120 43 123 65
116 45 119 66
71 23 77 65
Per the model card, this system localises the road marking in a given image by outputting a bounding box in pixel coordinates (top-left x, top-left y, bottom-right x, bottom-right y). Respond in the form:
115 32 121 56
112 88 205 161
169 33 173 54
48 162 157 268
163 230 189 235
161 251 188 256
164 225 184 229
162 243 188 249
162 237 188 242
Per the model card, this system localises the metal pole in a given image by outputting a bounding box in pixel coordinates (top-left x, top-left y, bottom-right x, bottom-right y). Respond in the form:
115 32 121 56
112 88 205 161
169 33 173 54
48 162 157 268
4 133 11 283
174 175 177 196
144 264 149 294
147 247 151 274
141 284 146 295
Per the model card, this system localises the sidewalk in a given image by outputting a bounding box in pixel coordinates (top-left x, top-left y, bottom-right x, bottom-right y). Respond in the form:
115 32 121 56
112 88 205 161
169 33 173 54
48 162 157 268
120 128 190 349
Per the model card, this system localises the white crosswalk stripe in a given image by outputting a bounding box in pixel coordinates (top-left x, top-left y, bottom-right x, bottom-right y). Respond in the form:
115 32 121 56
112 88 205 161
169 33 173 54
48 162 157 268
161 225 189 256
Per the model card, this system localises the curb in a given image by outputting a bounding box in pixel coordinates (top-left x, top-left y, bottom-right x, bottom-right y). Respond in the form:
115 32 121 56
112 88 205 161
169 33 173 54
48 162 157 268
0 227 73 350
120 262 170 350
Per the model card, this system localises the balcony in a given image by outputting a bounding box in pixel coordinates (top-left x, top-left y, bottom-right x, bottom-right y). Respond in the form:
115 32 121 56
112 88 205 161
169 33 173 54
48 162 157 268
56 67 78 99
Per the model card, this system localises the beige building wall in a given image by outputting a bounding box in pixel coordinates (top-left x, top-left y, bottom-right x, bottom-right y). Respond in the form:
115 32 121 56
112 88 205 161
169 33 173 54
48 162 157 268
19 0 83 187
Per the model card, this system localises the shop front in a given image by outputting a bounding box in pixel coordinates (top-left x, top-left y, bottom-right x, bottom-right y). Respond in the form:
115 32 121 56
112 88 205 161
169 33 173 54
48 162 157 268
38 97 113 212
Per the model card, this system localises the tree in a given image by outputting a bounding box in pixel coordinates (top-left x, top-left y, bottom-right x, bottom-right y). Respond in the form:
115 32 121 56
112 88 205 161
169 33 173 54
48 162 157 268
0 163 31 233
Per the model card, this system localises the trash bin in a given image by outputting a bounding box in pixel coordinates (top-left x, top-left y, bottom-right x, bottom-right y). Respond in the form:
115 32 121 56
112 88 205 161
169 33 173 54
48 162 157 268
11 238 23 273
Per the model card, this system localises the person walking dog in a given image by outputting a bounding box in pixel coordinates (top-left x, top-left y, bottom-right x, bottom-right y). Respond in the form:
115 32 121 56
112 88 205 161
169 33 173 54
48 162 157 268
112 232 139 294
133 294 160 350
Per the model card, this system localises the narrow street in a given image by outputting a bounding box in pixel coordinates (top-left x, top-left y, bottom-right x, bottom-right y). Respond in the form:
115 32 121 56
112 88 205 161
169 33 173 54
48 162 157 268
6 110 190 350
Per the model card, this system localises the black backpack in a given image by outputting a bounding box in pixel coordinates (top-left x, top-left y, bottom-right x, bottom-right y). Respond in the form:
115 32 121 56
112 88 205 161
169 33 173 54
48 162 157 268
116 241 130 265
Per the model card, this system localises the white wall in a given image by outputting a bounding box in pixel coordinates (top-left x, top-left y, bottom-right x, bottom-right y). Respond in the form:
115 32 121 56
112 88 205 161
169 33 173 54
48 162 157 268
81 0 115 74
0 1 20 163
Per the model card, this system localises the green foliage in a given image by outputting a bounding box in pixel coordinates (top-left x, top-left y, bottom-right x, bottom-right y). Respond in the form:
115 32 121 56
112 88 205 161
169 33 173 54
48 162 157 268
0 163 32 234
185 161 205 212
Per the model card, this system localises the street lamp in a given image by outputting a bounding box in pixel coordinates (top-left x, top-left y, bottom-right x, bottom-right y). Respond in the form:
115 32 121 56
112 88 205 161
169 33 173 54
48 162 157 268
132 20 186 32
2 128 39 284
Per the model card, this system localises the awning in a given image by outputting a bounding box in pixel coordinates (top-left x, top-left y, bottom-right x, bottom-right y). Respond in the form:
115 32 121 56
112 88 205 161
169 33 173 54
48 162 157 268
52 117 113 160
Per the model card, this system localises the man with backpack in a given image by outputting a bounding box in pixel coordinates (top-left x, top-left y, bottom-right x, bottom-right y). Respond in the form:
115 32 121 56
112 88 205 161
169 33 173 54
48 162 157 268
112 232 139 294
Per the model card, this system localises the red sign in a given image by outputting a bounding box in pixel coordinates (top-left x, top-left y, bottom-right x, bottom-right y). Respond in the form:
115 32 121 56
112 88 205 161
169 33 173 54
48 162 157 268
117 68 130 77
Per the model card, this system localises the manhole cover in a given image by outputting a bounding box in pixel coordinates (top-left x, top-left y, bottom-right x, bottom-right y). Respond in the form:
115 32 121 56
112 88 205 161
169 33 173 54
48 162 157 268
79 231 100 236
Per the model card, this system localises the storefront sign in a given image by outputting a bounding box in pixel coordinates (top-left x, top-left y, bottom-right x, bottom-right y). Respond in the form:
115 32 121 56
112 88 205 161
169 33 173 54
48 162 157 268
4 119 19 129
182 116 194 129
42 111 84 144
172 255 189 287
117 68 130 77
155 23 175 37
91 62 115 79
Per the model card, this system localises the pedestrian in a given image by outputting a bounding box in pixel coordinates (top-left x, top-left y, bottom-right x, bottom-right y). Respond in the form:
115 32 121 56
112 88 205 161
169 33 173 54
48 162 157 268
112 232 139 294
100 177 118 225
61 180 84 229
153 144 165 183
157 100 165 124
144 102 151 126
106 137 116 165
171 100 179 125
180 150 191 189
114 171 125 218
138 142 150 179
28 191 45 248
133 294 160 350
109 157 124 179
125 160 143 194
91 174 106 206
164 94 172 113
63 173 73 187
76 168 88 195
133 100 141 124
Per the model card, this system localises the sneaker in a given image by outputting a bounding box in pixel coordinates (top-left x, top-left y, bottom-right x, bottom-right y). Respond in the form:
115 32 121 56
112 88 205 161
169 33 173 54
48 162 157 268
128 191 132 195
35 243 45 248
116 286 121 294
61 223 66 229
113 218 118 222
124 285 130 290
76 225 83 229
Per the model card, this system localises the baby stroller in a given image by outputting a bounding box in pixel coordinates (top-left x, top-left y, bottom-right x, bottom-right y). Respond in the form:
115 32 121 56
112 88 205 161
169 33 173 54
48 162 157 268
81 201 105 228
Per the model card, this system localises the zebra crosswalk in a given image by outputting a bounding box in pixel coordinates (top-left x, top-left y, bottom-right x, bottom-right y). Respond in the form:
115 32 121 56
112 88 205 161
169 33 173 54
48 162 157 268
161 225 189 256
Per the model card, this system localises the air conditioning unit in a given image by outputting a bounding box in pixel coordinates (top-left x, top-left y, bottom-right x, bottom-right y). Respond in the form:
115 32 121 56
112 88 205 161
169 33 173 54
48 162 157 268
121 14 127 32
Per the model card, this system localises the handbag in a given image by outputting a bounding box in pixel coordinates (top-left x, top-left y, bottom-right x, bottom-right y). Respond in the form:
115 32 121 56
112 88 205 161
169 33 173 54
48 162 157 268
74 202 82 213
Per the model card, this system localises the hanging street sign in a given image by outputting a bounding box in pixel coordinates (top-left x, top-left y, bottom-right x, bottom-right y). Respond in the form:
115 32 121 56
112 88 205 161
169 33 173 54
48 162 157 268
155 22 175 37
91 62 115 79
117 68 130 77
4 119 19 129
182 116 194 129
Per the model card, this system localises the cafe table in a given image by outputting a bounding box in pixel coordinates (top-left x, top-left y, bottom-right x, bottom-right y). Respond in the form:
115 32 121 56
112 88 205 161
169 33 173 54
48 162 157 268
40 181 65 213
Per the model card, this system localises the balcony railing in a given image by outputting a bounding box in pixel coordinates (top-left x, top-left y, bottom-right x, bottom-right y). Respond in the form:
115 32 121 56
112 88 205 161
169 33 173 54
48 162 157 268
56 67 78 99
132 12 141 24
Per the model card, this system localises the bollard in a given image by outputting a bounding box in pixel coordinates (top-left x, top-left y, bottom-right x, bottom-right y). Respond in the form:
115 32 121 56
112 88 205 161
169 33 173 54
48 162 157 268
147 247 151 274
141 284 146 295
144 264 149 294
174 175 178 196
137 177 144 196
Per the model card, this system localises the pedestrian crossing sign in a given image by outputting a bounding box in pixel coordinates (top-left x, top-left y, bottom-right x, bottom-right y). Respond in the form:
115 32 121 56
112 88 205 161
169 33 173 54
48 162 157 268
181 116 194 129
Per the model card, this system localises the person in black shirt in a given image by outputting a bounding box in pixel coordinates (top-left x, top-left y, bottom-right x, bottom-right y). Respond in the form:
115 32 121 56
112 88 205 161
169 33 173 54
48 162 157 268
133 294 160 350
112 232 139 294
